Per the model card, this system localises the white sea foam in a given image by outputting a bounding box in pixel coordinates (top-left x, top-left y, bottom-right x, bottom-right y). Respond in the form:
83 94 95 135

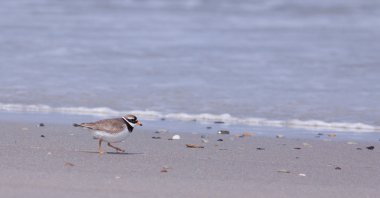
0 103 379 133
0 103 120 116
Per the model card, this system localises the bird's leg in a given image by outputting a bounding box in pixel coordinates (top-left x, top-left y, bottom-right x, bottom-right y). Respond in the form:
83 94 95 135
98 139 104 155
107 143 125 153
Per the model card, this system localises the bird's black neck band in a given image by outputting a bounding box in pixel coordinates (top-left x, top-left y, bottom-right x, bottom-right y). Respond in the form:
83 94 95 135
122 117 134 132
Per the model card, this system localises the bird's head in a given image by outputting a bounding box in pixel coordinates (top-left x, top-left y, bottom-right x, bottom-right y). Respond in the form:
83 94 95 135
122 114 143 128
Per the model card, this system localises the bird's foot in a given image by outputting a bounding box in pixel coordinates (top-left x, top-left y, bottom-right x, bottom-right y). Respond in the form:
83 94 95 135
116 148 125 153
107 143 125 153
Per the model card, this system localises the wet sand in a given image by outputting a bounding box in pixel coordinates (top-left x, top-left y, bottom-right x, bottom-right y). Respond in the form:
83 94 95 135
0 121 379 198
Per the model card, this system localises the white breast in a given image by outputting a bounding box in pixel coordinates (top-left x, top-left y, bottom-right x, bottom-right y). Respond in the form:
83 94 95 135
92 129 130 143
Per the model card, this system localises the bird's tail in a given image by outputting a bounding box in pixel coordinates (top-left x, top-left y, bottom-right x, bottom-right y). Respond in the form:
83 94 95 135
73 122 96 130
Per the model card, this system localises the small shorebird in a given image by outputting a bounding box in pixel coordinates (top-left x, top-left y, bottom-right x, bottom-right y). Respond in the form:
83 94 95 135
73 114 142 154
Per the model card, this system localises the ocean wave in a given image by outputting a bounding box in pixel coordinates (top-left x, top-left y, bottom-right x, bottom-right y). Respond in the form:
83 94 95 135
0 103 379 133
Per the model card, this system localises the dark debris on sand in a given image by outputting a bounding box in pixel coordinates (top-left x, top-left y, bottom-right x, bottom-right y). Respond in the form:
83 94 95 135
366 146 375 150
186 144 205 148
64 162 75 168
214 121 225 124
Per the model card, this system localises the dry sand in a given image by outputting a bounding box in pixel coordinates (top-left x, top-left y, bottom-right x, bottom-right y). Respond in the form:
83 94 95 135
0 121 379 198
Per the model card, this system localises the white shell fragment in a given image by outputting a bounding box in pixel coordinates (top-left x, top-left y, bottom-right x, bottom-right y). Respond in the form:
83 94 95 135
172 135 181 140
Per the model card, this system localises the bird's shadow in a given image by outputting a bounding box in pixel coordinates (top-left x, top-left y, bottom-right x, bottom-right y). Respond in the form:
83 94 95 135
76 150 144 155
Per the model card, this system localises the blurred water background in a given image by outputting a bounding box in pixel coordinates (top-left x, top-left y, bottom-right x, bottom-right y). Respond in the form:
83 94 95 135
1 0 380 133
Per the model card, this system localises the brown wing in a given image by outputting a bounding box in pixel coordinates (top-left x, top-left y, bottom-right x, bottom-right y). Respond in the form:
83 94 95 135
77 118 126 133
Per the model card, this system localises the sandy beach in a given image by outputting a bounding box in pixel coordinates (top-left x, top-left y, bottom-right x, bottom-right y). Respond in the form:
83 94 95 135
1 0 380 197
0 120 379 198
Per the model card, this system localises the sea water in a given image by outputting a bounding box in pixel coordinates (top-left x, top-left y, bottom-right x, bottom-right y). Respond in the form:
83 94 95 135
0 0 380 135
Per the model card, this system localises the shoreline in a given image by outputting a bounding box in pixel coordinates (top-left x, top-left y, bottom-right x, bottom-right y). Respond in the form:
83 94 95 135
0 111 380 142
1 120 380 197
0 103 379 133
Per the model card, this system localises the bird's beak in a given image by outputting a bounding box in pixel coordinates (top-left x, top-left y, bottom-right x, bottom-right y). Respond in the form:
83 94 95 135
136 121 143 126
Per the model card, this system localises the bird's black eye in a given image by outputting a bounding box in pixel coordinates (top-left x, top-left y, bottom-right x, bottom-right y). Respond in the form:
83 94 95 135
128 119 137 123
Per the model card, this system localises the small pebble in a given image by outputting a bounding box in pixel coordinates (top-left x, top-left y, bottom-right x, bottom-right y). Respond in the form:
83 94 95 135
335 167 342 170
256 147 265 151
155 129 168 134
206 126 212 129
40 135 45 138
214 121 225 124
161 166 170 173
115 176 121 179
38 123 45 127
239 132 253 138
293 147 301 150
276 134 284 138
201 139 209 143
217 139 223 142
298 173 306 177
152 136 161 139
328 134 337 138
356 148 362 150
218 130 230 135
64 162 75 167
347 141 357 145
21 127 29 131
366 146 375 150
277 169 291 174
